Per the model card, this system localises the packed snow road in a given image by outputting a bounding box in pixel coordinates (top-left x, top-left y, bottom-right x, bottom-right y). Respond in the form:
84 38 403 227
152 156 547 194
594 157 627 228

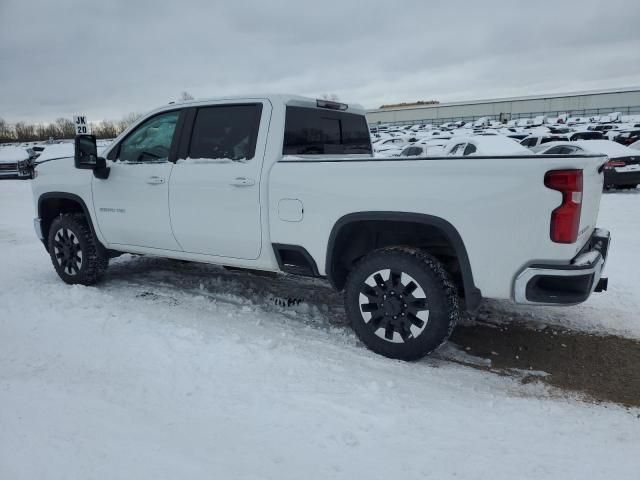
1 180 639 479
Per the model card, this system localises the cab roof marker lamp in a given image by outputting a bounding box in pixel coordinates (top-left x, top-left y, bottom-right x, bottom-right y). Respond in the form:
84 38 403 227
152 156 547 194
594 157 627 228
316 99 348 111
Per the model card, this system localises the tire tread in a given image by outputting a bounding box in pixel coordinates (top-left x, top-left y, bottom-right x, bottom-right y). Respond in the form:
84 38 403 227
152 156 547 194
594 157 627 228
344 246 459 360
48 213 108 285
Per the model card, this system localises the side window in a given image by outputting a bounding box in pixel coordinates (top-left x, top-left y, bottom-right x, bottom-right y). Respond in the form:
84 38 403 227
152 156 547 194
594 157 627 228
449 143 465 156
463 143 477 155
545 146 576 155
543 146 562 154
189 104 263 161
118 111 179 163
400 147 412 156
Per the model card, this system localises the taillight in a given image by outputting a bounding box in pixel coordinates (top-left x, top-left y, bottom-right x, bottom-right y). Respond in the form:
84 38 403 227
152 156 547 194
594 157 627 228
544 170 583 244
604 159 626 169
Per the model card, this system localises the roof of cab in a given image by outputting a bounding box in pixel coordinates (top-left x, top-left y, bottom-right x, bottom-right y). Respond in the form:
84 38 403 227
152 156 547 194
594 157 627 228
151 94 366 115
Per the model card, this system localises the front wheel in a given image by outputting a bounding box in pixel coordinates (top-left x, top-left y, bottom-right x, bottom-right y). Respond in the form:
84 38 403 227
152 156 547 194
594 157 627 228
47 213 109 285
344 247 459 361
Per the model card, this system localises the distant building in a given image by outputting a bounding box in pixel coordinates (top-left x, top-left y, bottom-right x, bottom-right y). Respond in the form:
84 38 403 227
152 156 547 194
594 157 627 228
366 87 640 125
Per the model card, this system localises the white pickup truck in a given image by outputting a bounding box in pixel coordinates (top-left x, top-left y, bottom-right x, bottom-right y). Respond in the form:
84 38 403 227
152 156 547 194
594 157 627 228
30 95 611 360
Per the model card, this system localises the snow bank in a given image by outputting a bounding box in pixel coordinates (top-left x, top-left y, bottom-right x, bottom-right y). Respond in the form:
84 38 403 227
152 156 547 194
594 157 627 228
0 180 638 479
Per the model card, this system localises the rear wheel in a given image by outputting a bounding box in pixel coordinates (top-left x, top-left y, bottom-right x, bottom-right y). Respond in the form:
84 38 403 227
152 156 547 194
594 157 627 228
48 214 109 285
344 247 459 360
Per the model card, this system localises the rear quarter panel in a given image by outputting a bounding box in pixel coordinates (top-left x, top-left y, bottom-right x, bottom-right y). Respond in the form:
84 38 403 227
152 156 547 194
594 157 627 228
268 155 606 300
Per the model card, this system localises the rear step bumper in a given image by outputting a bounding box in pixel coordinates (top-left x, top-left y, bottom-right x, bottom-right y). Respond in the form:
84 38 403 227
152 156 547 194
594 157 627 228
514 228 610 305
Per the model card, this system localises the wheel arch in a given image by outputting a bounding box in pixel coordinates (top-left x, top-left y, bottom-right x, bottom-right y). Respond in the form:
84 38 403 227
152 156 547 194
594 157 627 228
38 192 101 251
325 212 482 311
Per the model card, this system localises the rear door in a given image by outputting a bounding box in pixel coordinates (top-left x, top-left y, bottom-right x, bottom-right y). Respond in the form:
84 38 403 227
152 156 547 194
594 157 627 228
169 101 269 259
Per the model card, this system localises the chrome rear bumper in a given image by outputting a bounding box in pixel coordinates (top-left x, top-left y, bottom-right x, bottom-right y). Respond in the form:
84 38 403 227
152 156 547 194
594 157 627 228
514 229 610 305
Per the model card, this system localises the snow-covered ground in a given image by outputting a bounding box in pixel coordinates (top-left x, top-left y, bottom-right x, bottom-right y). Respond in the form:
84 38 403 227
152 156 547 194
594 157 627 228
1 180 638 480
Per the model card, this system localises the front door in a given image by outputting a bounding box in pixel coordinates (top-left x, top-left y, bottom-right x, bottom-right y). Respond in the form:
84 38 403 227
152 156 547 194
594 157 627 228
169 102 268 259
92 110 182 251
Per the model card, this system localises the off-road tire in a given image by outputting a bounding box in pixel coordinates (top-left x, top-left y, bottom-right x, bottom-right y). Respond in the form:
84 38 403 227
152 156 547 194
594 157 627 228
344 247 459 361
47 213 109 285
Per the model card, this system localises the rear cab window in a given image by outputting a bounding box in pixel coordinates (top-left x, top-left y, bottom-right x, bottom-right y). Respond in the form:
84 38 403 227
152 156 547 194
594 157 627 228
283 106 372 155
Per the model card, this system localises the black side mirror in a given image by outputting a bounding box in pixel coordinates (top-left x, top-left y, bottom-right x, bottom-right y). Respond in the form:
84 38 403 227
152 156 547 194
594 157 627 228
75 134 98 169
75 134 109 179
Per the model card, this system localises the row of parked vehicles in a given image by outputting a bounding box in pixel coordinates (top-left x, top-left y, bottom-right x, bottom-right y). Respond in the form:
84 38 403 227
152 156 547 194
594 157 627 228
372 117 640 190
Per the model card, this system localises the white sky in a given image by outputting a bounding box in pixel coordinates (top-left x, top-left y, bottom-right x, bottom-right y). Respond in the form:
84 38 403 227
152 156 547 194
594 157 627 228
1 0 639 122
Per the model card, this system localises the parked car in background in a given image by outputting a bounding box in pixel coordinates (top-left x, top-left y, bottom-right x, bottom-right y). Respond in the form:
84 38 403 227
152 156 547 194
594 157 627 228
568 131 603 141
444 136 530 156
629 140 640 151
613 129 640 146
590 124 616 133
473 117 491 128
547 126 572 134
399 139 447 157
0 146 32 179
505 133 528 141
516 118 533 127
532 115 547 126
31 142 75 162
534 140 640 189
520 134 569 148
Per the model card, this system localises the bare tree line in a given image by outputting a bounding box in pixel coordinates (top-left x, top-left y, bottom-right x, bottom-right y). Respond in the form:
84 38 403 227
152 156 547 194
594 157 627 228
0 92 199 144
0 113 143 144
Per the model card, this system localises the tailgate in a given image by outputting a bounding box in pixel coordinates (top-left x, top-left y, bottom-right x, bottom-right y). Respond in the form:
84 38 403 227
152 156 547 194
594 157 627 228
576 155 607 248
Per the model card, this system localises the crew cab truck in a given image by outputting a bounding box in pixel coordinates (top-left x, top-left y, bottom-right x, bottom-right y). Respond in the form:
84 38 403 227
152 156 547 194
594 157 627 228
31 95 611 360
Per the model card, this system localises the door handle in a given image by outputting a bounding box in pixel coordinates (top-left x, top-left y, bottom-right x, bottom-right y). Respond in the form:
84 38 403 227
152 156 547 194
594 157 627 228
229 177 255 187
146 176 165 185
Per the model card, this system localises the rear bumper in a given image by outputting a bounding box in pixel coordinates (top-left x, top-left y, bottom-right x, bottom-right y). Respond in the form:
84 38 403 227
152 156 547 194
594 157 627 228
514 228 610 305
604 169 640 186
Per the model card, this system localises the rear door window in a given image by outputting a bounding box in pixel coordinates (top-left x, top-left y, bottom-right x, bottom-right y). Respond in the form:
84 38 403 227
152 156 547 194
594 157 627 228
189 104 263 161
283 106 372 155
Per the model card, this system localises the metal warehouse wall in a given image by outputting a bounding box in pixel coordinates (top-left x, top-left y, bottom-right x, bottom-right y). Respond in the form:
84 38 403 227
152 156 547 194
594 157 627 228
366 88 640 125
